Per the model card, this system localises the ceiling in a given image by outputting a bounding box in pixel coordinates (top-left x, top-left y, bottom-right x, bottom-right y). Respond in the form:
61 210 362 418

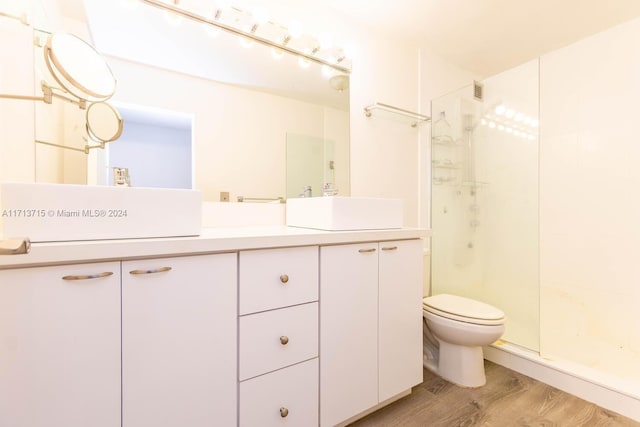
55 0 640 78
318 0 640 77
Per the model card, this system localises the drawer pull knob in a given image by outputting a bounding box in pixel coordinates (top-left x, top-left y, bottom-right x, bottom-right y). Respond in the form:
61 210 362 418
62 272 113 281
381 246 398 251
280 407 289 418
129 266 172 275
358 248 376 253
280 274 289 284
280 336 289 345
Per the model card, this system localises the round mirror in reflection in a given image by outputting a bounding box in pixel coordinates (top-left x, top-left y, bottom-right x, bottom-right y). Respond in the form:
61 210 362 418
86 102 123 143
44 33 117 101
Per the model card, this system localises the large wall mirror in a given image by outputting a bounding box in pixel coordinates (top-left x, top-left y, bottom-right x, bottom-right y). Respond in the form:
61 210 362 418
35 0 350 201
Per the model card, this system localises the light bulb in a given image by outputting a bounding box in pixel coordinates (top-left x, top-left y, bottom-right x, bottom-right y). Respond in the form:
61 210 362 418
298 56 311 69
216 0 230 10
252 7 269 25
498 124 504 131
488 121 496 129
288 20 303 38
239 36 253 48
318 32 333 49
532 118 539 127
505 109 515 119
515 112 524 122
271 48 284 60
321 65 334 78
343 43 356 59
480 118 487 126
506 127 513 133
495 104 506 115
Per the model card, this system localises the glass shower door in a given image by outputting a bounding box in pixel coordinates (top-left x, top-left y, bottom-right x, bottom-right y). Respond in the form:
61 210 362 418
430 60 540 351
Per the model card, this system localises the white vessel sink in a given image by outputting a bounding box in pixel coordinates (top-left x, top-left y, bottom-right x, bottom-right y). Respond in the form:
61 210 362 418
286 196 403 231
0 183 201 242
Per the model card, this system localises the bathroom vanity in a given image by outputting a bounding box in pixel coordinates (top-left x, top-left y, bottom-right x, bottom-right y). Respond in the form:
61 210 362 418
0 226 427 427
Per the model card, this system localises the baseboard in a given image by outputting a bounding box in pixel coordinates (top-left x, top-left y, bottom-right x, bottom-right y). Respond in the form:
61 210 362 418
484 343 640 422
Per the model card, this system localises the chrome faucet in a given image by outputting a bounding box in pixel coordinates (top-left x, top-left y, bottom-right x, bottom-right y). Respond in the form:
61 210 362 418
298 185 312 198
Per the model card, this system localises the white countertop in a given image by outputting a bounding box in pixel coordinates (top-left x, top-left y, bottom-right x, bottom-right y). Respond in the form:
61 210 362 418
0 226 430 269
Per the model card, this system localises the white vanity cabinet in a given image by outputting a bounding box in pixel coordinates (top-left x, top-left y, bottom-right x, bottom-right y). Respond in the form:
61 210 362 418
0 262 122 427
122 253 237 427
238 246 319 427
320 239 423 427
0 226 427 427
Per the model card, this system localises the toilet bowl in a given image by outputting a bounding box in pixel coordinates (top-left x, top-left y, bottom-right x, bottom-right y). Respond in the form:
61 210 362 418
422 293 505 387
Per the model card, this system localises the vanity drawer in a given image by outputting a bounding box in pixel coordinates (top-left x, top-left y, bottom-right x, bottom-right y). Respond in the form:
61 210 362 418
239 358 318 427
239 302 318 381
239 246 318 315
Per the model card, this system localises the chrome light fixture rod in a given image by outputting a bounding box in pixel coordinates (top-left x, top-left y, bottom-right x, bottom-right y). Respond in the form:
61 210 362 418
0 10 29 25
138 0 351 74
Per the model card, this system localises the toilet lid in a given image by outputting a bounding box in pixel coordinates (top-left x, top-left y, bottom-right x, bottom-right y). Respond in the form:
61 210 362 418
423 294 505 324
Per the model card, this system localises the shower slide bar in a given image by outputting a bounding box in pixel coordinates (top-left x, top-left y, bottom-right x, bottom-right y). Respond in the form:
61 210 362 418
364 102 430 127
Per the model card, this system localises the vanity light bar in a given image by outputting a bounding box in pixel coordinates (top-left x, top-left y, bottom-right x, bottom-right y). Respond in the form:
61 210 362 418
138 0 351 74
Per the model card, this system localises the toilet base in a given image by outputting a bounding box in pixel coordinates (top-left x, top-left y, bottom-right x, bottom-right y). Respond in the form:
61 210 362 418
429 341 486 388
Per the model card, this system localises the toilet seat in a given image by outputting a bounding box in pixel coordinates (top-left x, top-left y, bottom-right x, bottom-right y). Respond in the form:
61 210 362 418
423 294 505 326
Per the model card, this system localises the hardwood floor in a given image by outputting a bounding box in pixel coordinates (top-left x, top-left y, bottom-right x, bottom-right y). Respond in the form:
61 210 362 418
349 361 640 427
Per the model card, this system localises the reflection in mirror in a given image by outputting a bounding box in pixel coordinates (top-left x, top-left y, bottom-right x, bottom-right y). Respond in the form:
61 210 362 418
286 134 337 199
30 28 122 184
86 102 123 143
33 0 351 200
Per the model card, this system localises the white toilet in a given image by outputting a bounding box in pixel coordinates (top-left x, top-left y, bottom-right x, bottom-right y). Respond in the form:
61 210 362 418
422 293 505 387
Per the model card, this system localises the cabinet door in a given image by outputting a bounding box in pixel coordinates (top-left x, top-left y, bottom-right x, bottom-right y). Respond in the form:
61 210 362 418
122 253 237 427
0 262 121 427
379 239 424 401
320 243 378 427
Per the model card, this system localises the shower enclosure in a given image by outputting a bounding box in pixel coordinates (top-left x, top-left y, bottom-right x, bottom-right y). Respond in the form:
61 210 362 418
430 60 540 351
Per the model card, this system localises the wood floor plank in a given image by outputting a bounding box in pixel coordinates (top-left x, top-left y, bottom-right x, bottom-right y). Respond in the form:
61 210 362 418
349 361 639 427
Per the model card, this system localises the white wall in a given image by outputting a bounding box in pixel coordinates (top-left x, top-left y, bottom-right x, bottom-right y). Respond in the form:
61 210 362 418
0 18 34 184
539 16 640 385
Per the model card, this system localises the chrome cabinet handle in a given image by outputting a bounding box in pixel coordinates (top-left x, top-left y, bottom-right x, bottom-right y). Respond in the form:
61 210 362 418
129 266 172 275
280 274 289 284
62 272 114 281
0 238 30 255
280 407 289 418
280 336 289 345
358 248 376 253
381 246 398 251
